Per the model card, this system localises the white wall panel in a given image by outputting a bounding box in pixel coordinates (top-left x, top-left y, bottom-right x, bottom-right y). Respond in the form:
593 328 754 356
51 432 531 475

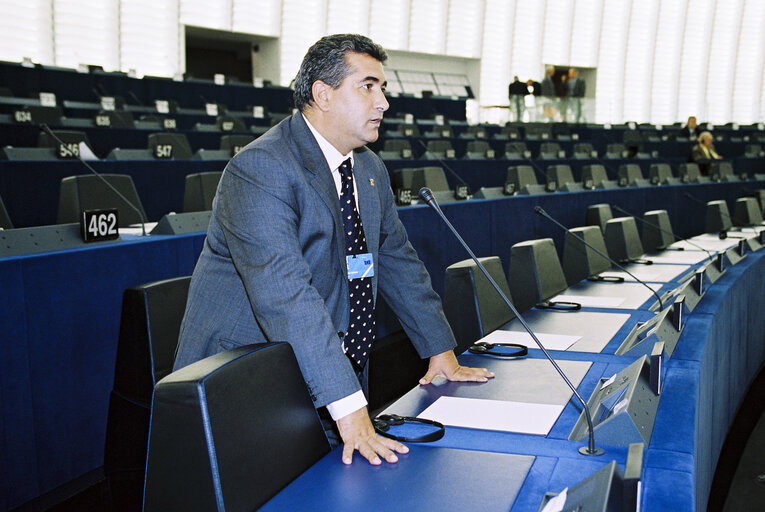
622 0 658 122
650 0 686 123
54 0 119 70
594 0 630 122
733 1 765 123
279 0 326 86
326 0 369 35
478 0 515 123
408 0 447 54
180 0 231 31
676 0 714 120
445 0 483 58
120 0 181 78
232 0 282 36
568 0 602 67
705 0 743 123
541 0 573 66
369 0 410 51
0 0 54 65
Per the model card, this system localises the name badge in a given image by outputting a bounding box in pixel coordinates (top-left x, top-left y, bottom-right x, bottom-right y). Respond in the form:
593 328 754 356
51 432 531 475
347 253 374 280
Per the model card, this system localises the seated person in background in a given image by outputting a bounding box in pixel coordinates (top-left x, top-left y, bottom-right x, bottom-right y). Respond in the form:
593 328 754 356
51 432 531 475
690 131 722 175
678 116 699 139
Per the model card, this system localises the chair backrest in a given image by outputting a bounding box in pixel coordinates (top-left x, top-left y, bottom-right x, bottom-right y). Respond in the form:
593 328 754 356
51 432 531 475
383 139 412 152
547 165 575 187
574 143 594 155
105 276 192 510
504 142 527 157
709 161 734 178
734 197 763 225
618 164 643 183
412 166 450 192
148 132 193 159
184 172 223 212
506 165 538 189
585 203 613 232
220 134 254 156
642 210 675 251
678 163 701 181
604 217 644 262
143 343 330 512
0 192 12 229
391 168 418 191
443 257 516 354
605 143 626 158
508 238 568 313
466 140 490 154
582 165 609 186
705 200 733 232
539 142 561 157
57 174 147 226
562 226 611 285
215 115 246 132
500 125 521 139
426 140 454 154
648 163 672 184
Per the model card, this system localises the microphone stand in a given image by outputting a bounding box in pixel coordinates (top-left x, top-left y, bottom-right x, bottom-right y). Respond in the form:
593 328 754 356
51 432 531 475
534 206 664 311
419 187 603 457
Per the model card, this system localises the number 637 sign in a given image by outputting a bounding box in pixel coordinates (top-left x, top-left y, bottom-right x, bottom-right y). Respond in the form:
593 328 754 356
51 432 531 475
81 209 120 242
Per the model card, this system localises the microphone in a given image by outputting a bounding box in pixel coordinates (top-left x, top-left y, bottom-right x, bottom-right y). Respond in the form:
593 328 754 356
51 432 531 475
126 90 142 106
419 187 604 457
612 205 715 262
534 206 665 311
41 124 148 236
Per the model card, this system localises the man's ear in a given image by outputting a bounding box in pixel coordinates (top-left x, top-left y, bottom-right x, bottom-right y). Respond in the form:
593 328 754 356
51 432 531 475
311 80 332 111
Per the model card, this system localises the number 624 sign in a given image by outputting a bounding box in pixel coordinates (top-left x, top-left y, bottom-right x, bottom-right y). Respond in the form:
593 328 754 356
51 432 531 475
81 209 120 242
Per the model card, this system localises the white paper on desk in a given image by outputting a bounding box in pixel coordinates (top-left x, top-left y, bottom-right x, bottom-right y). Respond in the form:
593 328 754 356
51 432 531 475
120 222 158 236
417 396 564 435
551 294 625 308
480 330 580 351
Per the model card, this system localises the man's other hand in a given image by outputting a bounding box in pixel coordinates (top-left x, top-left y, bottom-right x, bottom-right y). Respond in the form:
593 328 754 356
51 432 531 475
336 407 409 465
419 350 495 385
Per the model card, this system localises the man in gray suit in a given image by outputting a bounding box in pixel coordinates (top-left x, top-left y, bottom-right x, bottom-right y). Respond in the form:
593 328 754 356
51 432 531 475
174 34 493 466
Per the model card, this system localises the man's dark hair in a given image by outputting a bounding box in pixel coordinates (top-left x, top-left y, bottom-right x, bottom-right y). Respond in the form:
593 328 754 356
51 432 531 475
293 34 387 111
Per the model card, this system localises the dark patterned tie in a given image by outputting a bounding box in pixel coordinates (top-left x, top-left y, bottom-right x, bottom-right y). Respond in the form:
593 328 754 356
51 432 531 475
338 158 375 369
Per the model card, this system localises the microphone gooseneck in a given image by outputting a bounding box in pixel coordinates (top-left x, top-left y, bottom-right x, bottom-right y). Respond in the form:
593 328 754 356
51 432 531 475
534 206 664 311
612 205 714 262
419 188 603 457
41 124 148 236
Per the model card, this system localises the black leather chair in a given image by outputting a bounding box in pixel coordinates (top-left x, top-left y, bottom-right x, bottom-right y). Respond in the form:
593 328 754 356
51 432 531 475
508 238 569 313
57 174 147 227
104 276 192 512
183 172 223 212
443 256 516 353
143 342 330 511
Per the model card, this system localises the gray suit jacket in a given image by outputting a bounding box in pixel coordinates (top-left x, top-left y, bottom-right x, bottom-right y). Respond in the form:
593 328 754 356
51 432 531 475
174 112 456 407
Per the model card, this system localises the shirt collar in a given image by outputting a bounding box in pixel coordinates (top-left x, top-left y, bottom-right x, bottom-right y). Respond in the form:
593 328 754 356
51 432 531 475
303 114 354 171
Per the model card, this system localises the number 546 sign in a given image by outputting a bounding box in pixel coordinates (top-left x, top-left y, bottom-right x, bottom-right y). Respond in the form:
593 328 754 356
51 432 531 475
81 209 120 242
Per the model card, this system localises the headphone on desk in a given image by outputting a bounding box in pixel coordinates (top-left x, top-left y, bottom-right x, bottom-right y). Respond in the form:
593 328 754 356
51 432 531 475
468 341 528 358
373 414 445 443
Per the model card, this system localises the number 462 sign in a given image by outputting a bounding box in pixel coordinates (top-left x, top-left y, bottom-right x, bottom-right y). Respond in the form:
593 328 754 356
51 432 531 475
81 209 120 242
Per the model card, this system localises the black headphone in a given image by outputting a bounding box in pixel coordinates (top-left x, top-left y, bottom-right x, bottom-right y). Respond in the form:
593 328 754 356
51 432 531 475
373 414 445 443
468 341 528 358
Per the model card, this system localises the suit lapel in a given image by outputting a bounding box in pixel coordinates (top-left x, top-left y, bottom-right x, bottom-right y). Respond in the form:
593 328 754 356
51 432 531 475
290 114 347 262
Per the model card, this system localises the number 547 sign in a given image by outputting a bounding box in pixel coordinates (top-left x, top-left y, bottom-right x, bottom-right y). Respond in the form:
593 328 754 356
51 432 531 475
81 209 120 242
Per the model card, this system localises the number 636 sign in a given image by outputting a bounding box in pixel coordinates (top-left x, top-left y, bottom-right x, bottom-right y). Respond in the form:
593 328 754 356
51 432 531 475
81 209 120 242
